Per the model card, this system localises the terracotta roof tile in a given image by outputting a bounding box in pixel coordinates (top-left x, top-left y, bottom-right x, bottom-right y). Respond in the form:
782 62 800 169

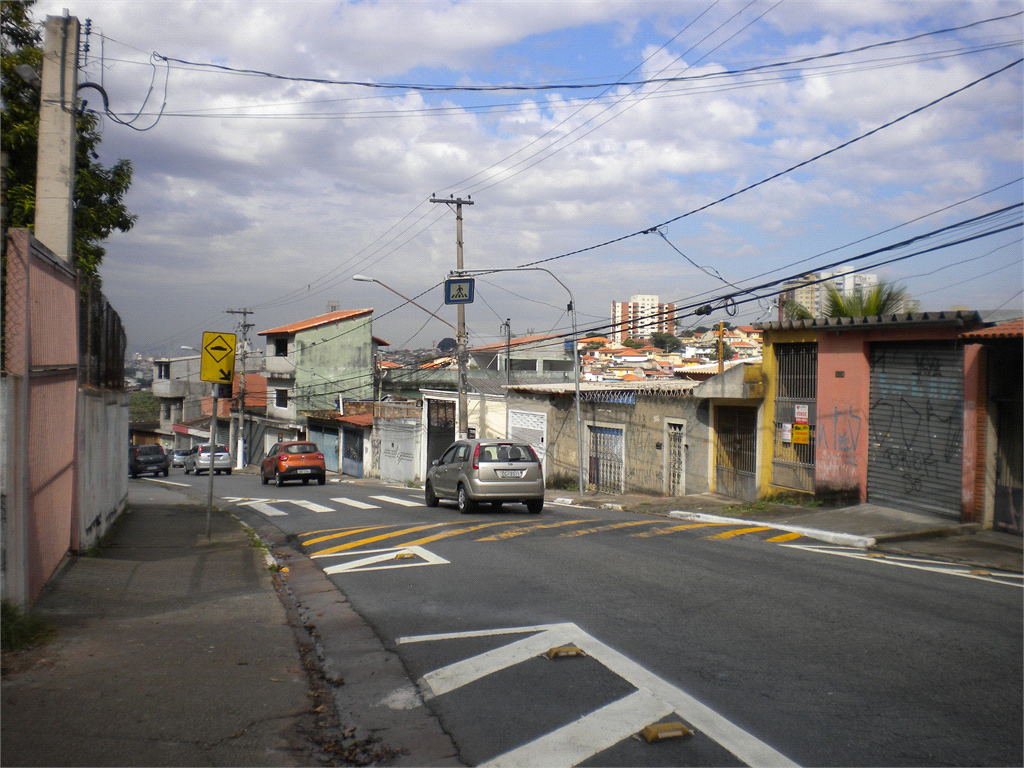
961 319 1023 339
259 308 373 336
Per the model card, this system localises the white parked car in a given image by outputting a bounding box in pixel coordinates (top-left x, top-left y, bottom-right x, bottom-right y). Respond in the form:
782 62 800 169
184 445 232 475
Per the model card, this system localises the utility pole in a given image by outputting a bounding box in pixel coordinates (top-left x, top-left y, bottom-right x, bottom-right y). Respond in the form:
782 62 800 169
430 194 473 438
718 321 725 374
502 319 511 387
227 308 254 468
35 13 80 262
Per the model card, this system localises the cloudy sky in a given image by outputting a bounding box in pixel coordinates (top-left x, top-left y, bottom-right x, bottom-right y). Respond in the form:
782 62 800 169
31 0 1024 357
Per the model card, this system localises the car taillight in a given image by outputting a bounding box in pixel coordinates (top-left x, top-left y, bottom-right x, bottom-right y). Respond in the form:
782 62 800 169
526 445 540 464
317 453 324 460
472 444 480 470
280 454 288 462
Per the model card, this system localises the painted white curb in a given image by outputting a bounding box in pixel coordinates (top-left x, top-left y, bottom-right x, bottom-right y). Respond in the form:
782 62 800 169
668 511 877 549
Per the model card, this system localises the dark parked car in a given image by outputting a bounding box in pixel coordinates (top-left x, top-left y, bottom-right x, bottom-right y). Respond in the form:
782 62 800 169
130 444 170 478
261 441 326 486
425 439 544 513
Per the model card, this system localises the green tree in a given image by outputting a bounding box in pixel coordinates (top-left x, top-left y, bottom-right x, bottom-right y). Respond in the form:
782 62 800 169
621 338 644 349
2 0 136 278
784 280 908 320
649 331 682 352
709 342 735 362
129 390 160 422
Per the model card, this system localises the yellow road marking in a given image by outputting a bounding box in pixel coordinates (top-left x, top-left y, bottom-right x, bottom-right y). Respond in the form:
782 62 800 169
402 521 522 546
476 519 602 541
766 531 803 542
704 526 774 540
631 523 730 537
559 520 658 538
299 524 403 548
310 523 456 553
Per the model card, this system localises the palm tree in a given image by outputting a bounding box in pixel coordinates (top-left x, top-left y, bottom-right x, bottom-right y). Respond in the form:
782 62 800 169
784 279 908 319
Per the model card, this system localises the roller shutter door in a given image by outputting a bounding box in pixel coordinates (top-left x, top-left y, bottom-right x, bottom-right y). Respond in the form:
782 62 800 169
867 341 963 517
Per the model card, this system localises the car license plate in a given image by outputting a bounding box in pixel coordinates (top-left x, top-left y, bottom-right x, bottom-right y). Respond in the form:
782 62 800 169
297 469 311 474
499 470 524 479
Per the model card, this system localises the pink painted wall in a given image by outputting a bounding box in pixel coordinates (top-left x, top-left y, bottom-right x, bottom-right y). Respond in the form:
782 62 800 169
815 326 973 508
815 332 870 502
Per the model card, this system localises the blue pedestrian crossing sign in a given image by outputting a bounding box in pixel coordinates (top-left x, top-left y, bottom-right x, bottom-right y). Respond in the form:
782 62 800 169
445 278 475 304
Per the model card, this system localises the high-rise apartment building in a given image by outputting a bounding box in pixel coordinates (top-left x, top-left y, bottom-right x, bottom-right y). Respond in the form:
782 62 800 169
776 269 913 318
611 294 675 342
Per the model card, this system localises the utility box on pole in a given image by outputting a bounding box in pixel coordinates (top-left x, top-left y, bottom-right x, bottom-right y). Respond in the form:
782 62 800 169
35 14 80 263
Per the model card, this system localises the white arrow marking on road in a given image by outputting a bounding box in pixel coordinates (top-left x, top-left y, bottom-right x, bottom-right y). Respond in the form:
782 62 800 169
400 623 799 768
371 495 423 507
331 497 381 509
481 688 675 768
313 545 449 573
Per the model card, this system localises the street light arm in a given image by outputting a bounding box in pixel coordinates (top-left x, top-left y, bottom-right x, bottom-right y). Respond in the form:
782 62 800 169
353 275 457 332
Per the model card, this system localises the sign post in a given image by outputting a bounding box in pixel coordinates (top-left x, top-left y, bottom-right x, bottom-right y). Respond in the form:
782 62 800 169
199 332 236 538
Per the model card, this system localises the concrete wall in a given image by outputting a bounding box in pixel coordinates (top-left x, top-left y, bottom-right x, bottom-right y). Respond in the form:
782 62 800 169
506 390 711 496
76 389 130 551
295 315 374 410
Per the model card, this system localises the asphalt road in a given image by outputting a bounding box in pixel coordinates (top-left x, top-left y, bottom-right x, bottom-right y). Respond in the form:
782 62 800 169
154 471 1024 767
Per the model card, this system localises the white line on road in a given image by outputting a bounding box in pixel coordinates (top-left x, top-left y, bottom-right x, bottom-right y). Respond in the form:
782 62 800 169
330 497 381 509
243 501 288 517
480 688 675 768
291 500 334 513
143 478 191 487
371 495 423 507
784 544 1024 587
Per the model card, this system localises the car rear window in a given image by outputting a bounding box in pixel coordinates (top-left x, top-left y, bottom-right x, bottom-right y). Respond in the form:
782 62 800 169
285 443 318 455
199 446 229 453
479 444 536 463
137 445 162 455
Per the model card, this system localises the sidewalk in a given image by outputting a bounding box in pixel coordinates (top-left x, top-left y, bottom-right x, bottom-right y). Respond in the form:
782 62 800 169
0 483 458 767
550 488 1023 573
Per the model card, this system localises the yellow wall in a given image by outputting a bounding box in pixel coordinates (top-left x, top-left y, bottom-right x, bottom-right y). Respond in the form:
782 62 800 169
759 328 818 497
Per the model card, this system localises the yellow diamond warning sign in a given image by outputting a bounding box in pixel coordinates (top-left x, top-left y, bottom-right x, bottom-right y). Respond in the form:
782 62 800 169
200 331 236 383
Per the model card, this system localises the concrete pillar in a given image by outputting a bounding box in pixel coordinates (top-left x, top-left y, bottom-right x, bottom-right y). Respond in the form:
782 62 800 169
35 14 79 262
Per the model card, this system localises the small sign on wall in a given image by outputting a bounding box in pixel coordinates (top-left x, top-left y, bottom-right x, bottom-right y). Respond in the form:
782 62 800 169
792 423 809 445
781 423 792 443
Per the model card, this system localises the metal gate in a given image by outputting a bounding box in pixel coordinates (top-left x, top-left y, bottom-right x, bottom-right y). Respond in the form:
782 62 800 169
342 427 364 478
867 341 963 517
716 406 758 500
379 419 418 484
508 409 547 469
309 425 339 472
426 399 456 469
588 425 623 493
667 422 686 496
772 342 816 492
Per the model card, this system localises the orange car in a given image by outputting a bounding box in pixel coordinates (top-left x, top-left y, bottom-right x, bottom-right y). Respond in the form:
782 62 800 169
261 441 326 486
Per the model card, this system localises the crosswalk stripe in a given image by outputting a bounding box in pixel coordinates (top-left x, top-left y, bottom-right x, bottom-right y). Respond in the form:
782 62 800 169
291 500 335 513
631 522 729 537
245 501 288 517
314 523 455 555
559 520 654 538
330 497 381 509
302 524 403 546
704 526 774 540
401 521 520 547
371 494 423 507
766 531 803 542
476 519 601 541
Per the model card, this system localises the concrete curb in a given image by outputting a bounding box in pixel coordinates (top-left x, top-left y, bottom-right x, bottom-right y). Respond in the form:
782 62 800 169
667 510 878 549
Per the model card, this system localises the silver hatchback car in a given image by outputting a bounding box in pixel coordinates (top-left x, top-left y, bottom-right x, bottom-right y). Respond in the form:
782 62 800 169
425 439 545 514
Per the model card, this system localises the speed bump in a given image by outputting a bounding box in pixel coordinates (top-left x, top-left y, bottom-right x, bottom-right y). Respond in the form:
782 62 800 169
545 645 585 659
639 722 693 742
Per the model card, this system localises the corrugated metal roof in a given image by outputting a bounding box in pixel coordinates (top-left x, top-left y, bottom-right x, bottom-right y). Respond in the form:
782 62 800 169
259 308 373 336
961 319 1024 339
